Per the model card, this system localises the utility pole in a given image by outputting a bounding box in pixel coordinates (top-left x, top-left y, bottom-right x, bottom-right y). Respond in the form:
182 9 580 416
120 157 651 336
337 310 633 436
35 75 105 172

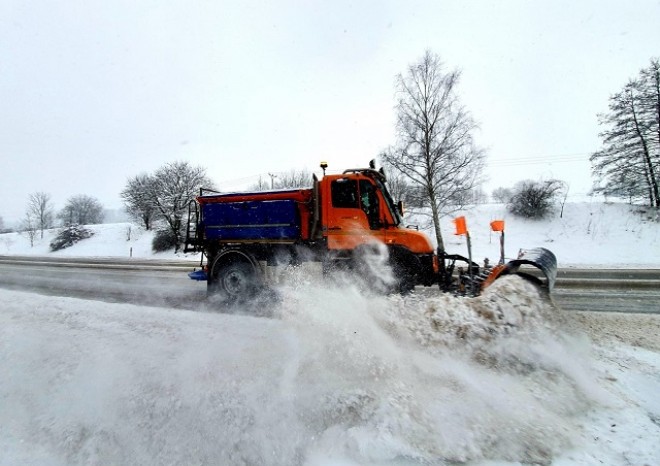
268 173 277 189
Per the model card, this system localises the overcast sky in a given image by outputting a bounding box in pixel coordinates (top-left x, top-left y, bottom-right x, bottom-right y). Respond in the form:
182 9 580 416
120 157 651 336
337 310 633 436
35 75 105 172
2 0 659 224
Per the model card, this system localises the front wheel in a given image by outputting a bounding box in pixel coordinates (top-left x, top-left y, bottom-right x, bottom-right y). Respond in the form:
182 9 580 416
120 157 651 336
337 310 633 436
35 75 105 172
389 250 419 294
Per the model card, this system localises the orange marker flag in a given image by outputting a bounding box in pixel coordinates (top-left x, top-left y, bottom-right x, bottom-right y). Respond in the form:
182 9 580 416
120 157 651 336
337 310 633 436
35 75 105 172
453 216 468 236
490 220 505 232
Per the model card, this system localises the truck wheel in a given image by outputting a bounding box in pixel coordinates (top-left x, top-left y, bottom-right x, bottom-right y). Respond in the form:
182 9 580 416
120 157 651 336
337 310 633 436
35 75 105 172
391 263 416 294
210 260 258 302
351 244 395 294
389 248 420 294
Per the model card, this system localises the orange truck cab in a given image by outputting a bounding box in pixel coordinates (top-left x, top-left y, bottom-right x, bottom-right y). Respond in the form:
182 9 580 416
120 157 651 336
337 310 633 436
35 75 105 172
315 168 438 289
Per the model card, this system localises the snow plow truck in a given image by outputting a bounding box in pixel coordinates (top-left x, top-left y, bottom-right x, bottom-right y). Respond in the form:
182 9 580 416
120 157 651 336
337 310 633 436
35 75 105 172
184 161 557 302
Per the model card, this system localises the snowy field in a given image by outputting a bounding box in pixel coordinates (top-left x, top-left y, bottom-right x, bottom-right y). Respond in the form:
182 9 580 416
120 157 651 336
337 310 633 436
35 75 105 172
1 201 659 268
1 201 659 465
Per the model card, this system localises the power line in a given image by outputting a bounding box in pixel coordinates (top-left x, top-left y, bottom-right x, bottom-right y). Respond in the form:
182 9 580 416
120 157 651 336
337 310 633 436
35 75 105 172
493 151 591 160
487 153 591 168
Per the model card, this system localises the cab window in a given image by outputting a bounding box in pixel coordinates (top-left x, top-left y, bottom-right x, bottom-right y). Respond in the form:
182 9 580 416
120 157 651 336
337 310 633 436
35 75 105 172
331 179 358 208
359 180 380 229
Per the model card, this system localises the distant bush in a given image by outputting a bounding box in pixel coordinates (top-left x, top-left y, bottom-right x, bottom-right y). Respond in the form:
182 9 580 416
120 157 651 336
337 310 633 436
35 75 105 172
152 228 178 252
50 224 94 251
507 179 565 219
492 187 513 204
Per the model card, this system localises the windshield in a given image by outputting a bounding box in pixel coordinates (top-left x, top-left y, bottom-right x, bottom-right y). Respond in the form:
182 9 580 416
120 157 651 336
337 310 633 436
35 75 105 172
374 178 402 226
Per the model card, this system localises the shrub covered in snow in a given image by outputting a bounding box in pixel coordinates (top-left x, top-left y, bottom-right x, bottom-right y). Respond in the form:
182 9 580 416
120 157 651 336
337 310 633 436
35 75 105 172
151 228 178 252
49 224 94 251
508 179 565 219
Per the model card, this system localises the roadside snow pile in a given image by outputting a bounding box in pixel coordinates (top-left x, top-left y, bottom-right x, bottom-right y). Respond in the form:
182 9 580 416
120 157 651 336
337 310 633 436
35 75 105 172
274 275 608 465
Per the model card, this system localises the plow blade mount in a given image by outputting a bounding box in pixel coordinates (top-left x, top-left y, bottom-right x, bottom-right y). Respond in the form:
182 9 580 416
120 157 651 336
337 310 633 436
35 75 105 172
501 247 557 292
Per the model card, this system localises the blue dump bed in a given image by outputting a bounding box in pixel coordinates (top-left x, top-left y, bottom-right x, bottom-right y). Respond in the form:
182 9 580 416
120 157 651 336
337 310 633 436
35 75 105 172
202 199 301 241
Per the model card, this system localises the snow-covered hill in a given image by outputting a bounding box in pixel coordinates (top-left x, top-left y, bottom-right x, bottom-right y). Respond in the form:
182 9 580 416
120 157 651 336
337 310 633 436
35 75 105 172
1 202 658 267
438 201 659 268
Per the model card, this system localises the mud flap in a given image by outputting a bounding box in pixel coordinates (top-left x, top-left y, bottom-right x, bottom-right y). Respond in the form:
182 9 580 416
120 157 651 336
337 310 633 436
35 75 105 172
482 247 557 292
189 269 208 281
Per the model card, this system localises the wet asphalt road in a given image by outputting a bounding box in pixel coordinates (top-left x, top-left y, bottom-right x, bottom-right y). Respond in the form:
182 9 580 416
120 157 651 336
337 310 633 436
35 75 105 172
0 256 658 314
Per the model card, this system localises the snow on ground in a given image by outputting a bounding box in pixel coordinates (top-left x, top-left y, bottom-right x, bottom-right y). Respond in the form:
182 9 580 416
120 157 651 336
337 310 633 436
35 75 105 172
1 276 659 465
436 201 660 268
0 222 179 260
1 201 659 464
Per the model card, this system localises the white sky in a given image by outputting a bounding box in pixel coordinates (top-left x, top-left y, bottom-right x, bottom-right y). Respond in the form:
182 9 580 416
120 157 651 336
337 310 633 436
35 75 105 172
2 0 659 224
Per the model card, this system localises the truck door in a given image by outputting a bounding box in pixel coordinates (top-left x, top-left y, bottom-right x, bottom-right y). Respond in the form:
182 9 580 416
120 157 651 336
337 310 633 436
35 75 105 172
325 177 385 250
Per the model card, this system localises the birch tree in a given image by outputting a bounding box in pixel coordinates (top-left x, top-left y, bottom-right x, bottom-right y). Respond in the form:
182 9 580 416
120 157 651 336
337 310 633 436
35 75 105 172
382 50 485 252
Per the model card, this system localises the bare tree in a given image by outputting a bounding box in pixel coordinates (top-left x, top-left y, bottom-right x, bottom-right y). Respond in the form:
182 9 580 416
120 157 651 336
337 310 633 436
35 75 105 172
0 215 13 234
121 173 158 230
58 195 105 225
276 169 312 189
248 176 270 192
20 213 38 247
248 169 313 191
382 50 486 252
27 191 54 239
151 161 215 252
380 159 415 207
448 186 488 206
492 187 513 204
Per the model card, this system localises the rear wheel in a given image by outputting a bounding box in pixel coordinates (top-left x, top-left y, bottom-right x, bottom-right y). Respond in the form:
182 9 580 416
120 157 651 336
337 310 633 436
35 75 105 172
209 257 259 303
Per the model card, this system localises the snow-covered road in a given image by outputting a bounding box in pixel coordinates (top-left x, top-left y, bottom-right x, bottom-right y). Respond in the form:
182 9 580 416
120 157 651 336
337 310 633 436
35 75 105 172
2 275 659 466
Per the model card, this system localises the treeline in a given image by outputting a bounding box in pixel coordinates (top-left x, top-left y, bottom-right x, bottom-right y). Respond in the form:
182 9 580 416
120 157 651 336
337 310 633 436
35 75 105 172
12 161 214 252
18 192 105 247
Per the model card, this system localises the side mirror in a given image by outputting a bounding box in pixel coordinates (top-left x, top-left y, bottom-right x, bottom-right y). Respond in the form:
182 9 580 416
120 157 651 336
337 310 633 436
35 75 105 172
397 201 404 216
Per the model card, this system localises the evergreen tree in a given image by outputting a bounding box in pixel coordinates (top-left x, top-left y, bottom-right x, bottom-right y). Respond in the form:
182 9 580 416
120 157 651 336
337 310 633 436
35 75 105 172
592 59 660 207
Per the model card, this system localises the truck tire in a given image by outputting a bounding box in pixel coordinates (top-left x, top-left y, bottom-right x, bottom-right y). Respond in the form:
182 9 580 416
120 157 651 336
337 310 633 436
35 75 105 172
389 247 420 294
209 256 259 303
351 244 392 293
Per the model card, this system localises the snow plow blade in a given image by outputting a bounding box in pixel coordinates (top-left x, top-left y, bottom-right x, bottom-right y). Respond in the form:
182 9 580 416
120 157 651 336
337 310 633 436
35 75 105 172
483 247 558 292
